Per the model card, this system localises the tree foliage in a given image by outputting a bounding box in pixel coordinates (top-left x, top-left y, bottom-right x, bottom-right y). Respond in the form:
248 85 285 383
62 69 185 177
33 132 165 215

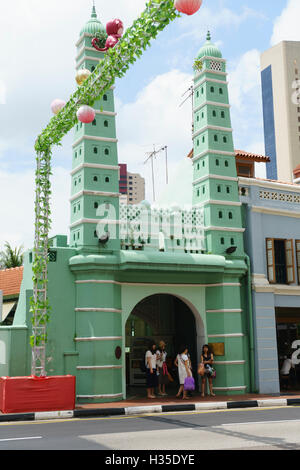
0 242 24 269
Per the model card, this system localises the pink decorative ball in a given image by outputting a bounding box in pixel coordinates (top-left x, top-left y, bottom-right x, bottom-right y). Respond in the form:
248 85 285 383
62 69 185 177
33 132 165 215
76 105 96 124
51 99 66 115
174 0 202 15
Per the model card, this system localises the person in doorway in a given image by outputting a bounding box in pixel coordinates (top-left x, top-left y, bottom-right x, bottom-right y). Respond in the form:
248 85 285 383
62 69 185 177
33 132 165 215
174 345 192 399
145 342 158 399
280 354 295 390
199 344 215 397
157 340 168 396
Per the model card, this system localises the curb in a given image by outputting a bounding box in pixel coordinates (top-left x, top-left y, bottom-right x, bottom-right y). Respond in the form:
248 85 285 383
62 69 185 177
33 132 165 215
1 398 300 423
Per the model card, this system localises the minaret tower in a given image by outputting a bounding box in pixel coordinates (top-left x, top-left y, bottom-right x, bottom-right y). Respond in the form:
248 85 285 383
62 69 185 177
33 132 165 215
192 32 244 256
70 6 123 404
70 5 120 252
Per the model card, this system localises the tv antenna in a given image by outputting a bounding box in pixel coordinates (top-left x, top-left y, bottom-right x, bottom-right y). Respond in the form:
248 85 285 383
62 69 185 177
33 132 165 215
144 144 169 201
179 84 194 134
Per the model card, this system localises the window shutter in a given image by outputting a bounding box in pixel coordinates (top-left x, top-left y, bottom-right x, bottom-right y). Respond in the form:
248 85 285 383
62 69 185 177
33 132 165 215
285 239 295 284
266 238 276 283
296 240 300 285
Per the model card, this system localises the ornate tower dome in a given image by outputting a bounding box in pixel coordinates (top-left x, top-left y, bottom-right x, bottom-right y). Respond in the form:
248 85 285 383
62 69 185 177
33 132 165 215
197 31 222 59
80 5 105 36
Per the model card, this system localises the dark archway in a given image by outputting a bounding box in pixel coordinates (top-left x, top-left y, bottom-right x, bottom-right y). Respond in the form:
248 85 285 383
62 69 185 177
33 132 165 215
125 294 198 394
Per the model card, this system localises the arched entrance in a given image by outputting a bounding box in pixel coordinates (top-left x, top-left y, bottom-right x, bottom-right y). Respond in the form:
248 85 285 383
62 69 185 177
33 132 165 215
125 294 201 394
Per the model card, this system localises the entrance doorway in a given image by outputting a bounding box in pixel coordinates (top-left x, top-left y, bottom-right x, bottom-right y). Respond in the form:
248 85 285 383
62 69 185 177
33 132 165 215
125 294 198 395
276 307 300 392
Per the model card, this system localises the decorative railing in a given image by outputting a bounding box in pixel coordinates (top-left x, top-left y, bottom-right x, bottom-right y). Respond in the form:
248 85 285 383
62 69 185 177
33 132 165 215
120 203 206 253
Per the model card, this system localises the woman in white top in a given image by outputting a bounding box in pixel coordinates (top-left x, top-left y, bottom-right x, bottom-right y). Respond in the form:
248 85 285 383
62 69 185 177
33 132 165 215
145 342 159 399
157 340 168 396
174 345 192 400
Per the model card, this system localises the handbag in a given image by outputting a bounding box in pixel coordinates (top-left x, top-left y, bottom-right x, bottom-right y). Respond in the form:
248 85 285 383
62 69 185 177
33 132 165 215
184 376 195 391
198 362 205 376
206 365 216 379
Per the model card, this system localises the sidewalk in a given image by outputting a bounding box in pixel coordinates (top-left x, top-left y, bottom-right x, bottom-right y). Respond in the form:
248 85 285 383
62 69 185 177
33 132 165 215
1 391 300 422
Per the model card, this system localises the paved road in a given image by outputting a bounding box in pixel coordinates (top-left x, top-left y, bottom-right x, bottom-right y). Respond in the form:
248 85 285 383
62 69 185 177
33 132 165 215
0 406 300 451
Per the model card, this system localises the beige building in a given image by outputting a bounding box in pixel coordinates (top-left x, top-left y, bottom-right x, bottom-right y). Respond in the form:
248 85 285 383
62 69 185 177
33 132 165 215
127 172 145 204
261 41 300 182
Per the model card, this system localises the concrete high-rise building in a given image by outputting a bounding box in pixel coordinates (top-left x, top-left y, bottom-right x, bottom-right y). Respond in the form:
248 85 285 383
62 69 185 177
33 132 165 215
261 41 300 182
119 163 145 204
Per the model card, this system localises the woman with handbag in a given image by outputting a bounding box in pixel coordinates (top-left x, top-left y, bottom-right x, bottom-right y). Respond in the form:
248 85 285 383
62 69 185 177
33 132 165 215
174 345 193 399
198 344 216 397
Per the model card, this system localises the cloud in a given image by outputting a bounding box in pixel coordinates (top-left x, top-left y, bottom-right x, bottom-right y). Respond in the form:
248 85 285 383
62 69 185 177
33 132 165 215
174 4 266 44
0 0 146 169
0 80 6 105
116 69 193 201
227 49 264 155
271 0 300 45
0 167 70 251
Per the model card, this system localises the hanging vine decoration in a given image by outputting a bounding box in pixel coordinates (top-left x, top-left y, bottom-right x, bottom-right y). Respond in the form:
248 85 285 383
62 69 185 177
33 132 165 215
30 0 181 376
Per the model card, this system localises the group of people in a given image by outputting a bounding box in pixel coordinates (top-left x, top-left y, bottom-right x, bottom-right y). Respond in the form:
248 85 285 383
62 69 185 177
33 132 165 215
144 341 216 399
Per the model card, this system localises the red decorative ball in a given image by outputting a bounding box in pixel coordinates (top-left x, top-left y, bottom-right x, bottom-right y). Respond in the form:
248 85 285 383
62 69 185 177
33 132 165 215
105 35 119 49
106 19 124 37
174 0 202 15
77 105 96 124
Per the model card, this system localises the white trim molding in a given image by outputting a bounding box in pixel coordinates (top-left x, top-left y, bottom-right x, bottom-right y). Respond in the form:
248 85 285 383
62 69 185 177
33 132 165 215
204 226 245 233
195 200 242 208
194 78 229 88
70 218 120 229
95 110 117 117
75 336 122 342
194 101 231 113
76 46 101 61
75 280 241 288
251 205 300 219
252 273 300 295
196 55 226 63
75 307 122 313
76 33 93 47
70 190 120 202
76 365 123 370
207 333 244 338
71 163 120 175
193 149 235 162
76 55 101 69
238 177 300 194
206 309 242 314
193 125 233 139
73 135 118 147
193 174 238 185
194 68 227 81
76 393 123 399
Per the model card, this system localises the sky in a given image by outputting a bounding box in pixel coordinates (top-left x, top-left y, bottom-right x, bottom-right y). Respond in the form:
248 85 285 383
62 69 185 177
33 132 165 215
0 0 299 250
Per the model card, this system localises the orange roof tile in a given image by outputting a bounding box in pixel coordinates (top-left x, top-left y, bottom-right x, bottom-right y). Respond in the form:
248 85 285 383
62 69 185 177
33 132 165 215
0 267 23 297
294 165 300 178
187 149 270 163
235 149 270 163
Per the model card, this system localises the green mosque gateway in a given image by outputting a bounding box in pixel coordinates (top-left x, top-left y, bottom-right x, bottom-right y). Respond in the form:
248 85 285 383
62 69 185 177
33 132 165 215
0 9 254 402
